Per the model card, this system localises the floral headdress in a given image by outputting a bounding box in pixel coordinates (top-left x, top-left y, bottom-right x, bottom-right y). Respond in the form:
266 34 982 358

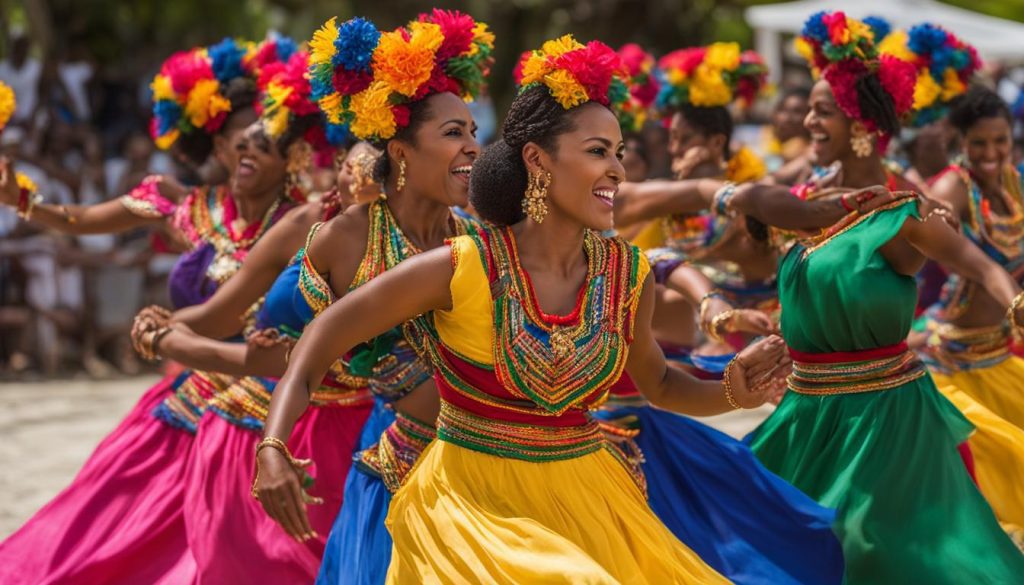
654 42 768 112
309 10 494 143
796 11 917 147
516 35 630 111
257 50 344 170
615 44 660 133
879 23 981 127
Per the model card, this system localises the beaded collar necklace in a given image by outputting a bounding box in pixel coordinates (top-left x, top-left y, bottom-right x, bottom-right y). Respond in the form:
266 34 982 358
487 227 640 414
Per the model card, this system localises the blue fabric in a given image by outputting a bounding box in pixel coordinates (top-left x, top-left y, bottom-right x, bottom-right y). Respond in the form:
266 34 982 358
596 405 845 585
316 400 396 585
254 259 312 336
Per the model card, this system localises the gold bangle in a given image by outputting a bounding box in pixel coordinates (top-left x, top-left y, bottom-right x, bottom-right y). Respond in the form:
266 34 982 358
252 437 294 498
1008 291 1024 331
60 205 78 224
708 310 738 343
723 358 742 410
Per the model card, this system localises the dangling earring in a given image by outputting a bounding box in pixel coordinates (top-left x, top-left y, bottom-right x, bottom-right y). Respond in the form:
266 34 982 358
522 169 551 223
850 121 873 158
396 159 406 193
285 141 312 200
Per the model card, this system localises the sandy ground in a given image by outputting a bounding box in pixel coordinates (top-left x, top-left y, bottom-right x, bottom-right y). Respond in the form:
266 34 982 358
0 375 772 538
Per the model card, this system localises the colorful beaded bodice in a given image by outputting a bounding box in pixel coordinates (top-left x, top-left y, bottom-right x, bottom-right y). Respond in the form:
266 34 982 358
485 228 642 414
414 227 648 464
298 199 474 403
934 165 1024 321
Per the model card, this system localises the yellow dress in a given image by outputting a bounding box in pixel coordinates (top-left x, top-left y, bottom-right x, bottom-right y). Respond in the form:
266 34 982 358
926 323 1024 533
385 228 727 584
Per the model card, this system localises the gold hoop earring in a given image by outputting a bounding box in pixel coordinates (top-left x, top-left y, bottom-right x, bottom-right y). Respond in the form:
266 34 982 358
396 159 406 193
523 170 551 224
850 122 873 158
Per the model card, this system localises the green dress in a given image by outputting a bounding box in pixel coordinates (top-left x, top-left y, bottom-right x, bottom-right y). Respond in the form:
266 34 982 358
750 199 1024 583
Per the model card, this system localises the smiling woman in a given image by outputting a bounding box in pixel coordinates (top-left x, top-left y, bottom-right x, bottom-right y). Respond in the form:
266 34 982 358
259 34 791 584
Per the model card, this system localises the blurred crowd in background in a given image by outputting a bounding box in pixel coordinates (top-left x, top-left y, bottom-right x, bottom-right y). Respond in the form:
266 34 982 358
2 2 1024 379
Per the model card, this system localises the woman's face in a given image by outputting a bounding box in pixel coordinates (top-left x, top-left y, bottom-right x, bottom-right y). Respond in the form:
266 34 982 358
805 80 854 166
214 106 259 176
532 103 625 232
961 115 1012 184
397 92 480 208
231 121 288 198
668 112 723 167
773 93 810 143
337 142 382 205
622 136 649 182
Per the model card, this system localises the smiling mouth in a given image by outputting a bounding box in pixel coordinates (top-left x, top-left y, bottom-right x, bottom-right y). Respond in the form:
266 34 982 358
451 165 472 183
593 188 615 207
238 157 258 177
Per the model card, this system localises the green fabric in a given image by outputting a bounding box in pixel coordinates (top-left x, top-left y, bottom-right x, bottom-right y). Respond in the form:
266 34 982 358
751 200 1024 583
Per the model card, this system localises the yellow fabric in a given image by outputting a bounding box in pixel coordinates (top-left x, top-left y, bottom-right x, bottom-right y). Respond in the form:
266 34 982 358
933 373 1024 531
385 440 728 584
630 220 665 251
435 234 652 366
434 235 495 365
932 356 1024 431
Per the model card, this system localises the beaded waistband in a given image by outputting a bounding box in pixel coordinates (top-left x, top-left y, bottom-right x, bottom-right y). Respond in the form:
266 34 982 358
355 412 436 493
152 370 237 434
788 342 926 395
208 375 373 431
437 400 605 462
925 322 1011 374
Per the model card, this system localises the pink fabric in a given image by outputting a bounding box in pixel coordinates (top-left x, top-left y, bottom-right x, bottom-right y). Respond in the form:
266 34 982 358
0 375 196 585
183 402 372 584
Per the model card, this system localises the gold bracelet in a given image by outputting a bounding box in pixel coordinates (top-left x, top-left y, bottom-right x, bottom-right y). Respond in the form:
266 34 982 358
722 357 742 410
60 205 78 224
1008 291 1024 331
139 326 172 362
708 310 738 343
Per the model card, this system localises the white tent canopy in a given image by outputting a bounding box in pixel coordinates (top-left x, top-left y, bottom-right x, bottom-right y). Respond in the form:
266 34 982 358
746 0 1024 82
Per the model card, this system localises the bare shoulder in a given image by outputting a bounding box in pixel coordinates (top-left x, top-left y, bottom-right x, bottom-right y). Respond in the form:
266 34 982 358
306 202 372 272
928 169 969 213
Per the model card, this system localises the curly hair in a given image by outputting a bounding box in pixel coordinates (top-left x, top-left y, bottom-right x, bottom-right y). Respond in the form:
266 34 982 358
948 85 1011 135
469 85 592 225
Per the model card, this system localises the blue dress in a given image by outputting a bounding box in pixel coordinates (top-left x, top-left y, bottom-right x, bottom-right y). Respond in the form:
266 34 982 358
596 367 845 585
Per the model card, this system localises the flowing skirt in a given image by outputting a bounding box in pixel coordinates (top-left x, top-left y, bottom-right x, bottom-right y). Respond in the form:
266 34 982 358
935 382 1024 542
385 440 729 584
0 374 195 585
932 355 1024 430
597 405 844 585
749 378 1024 584
316 400 397 585
184 402 372 584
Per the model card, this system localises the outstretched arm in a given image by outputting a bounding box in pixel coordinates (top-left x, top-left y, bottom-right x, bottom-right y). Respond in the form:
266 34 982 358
254 247 455 540
0 163 189 235
613 178 721 226
900 209 1022 311
625 273 789 416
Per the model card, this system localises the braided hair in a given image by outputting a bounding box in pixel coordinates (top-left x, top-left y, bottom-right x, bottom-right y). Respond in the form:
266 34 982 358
470 85 592 225
852 74 901 139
